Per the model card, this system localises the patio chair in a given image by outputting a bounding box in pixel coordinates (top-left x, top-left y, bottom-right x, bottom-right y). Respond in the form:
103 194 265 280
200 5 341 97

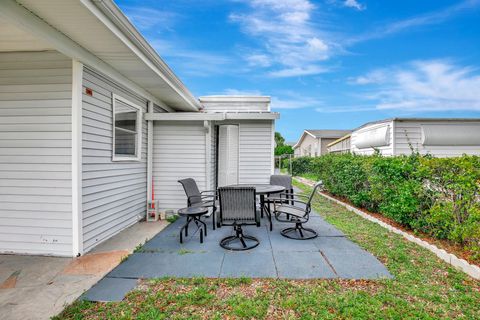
217 187 260 250
178 178 217 230
266 174 294 219
271 181 324 240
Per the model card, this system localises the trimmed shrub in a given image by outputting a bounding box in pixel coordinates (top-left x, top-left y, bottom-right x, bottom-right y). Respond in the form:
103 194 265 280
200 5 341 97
290 154 480 259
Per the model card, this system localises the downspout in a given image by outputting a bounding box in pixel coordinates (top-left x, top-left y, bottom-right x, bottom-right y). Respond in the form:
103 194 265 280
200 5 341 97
204 121 212 190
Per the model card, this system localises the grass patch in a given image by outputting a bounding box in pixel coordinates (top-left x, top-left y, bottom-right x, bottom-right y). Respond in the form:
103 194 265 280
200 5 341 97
54 181 480 320
166 214 179 223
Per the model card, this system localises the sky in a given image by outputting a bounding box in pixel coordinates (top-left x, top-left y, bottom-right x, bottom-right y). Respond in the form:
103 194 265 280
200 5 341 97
116 0 480 142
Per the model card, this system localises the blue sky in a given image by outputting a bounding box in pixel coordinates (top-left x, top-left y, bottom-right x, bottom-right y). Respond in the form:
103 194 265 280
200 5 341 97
116 0 480 142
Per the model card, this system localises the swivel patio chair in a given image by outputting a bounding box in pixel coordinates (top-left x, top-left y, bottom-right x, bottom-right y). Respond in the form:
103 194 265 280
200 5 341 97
178 178 217 230
217 186 260 250
266 174 294 219
271 181 324 240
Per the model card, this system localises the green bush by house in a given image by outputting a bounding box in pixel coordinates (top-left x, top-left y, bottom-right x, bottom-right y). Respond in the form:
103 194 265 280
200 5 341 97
288 154 480 259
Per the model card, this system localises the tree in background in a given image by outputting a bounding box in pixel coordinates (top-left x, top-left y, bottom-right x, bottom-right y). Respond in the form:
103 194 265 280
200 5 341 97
275 132 285 147
274 132 294 156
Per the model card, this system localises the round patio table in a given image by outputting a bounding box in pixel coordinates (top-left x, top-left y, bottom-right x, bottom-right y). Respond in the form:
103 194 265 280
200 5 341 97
225 184 285 231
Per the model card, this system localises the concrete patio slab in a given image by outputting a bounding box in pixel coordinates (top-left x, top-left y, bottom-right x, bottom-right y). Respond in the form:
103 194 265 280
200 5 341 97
0 220 168 320
220 251 277 278
82 210 392 302
269 230 319 252
108 251 224 278
323 249 393 279
81 277 139 302
62 250 129 276
275 251 337 279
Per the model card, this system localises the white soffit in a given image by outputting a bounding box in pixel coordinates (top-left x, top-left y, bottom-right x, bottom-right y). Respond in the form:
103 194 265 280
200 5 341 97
15 0 198 111
0 18 53 51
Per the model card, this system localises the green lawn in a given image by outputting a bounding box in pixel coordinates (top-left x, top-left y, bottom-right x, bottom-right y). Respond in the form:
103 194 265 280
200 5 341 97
54 181 480 320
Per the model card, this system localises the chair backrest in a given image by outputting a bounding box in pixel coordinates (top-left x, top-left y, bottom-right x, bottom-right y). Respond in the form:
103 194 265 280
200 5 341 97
218 187 259 226
306 181 324 209
270 175 293 191
178 178 201 206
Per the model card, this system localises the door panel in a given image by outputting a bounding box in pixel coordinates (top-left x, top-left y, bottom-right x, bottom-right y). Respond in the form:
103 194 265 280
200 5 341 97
217 125 239 187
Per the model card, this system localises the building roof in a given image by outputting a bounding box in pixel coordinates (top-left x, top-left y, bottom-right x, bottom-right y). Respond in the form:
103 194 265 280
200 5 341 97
327 134 351 147
354 117 480 131
293 129 352 149
305 129 352 139
1 0 200 111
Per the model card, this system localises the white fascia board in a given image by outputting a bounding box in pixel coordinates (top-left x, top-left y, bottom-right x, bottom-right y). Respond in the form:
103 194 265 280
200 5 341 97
293 131 307 149
305 130 318 138
0 0 175 113
82 0 200 111
145 113 225 121
225 113 279 120
145 112 280 121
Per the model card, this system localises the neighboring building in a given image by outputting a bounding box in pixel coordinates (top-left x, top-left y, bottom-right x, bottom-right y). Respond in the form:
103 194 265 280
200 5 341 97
327 134 351 154
0 1 277 257
351 118 480 157
293 130 352 157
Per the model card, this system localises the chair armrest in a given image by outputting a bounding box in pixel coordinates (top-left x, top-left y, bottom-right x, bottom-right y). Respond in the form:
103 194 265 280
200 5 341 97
267 197 308 207
200 190 217 195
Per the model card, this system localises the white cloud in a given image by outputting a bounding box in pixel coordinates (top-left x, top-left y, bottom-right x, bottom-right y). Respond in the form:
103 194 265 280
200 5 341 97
349 69 387 85
268 65 330 78
121 6 178 30
230 0 333 77
344 0 365 11
316 105 377 113
271 94 323 109
245 54 272 67
349 0 480 44
352 60 480 112
151 40 234 76
222 88 263 96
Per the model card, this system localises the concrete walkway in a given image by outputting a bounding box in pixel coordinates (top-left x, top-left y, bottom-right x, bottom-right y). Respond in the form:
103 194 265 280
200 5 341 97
83 211 392 302
0 221 167 320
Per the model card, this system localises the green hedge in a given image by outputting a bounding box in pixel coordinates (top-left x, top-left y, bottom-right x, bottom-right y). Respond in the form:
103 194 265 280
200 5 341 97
290 154 480 259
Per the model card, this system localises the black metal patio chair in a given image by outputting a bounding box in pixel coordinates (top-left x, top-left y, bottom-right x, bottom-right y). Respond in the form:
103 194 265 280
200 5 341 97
178 178 217 230
217 187 260 250
271 181 324 240
266 174 294 219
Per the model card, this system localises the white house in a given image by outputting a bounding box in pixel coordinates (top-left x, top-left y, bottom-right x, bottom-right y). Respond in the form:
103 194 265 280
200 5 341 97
351 118 480 157
0 0 278 257
293 129 351 157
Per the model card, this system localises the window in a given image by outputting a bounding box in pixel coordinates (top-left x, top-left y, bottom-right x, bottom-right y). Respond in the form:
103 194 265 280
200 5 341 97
112 94 142 161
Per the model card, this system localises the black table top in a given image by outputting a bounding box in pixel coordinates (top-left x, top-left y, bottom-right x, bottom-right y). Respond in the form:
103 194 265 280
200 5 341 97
224 184 285 195
178 206 209 216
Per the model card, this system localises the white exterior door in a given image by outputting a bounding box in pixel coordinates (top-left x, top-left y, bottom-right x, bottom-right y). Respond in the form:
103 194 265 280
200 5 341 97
217 125 239 187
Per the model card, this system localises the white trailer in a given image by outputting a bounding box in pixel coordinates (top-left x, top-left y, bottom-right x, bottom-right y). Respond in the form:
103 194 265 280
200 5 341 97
351 118 480 157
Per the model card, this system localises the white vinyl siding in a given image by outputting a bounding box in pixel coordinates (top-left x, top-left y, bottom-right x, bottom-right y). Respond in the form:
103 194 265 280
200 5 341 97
394 121 480 157
151 119 274 212
81 68 148 252
0 51 73 256
237 120 274 185
152 121 207 211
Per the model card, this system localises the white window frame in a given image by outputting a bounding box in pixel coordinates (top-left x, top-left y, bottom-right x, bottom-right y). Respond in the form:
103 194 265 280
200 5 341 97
112 94 143 162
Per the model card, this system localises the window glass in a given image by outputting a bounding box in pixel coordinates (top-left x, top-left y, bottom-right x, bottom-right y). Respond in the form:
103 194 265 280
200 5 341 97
113 98 140 158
